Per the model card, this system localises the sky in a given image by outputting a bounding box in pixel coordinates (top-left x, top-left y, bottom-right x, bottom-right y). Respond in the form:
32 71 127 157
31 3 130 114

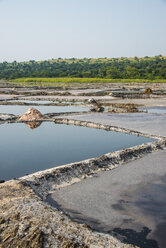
0 0 166 62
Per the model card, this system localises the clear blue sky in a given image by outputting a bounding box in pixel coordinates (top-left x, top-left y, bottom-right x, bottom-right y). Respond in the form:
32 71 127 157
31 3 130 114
0 0 166 62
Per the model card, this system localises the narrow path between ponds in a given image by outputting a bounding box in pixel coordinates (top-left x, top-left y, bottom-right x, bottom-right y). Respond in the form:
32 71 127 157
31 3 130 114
62 112 166 137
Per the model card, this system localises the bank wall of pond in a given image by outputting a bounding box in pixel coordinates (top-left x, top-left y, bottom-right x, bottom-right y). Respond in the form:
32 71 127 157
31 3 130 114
54 118 163 139
19 119 166 199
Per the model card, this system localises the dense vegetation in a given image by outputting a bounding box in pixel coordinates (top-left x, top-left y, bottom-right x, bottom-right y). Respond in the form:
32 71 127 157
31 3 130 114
0 56 166 80
13 78 166 85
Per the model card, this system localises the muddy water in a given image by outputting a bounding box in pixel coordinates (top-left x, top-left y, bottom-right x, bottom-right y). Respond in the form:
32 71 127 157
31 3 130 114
0 122 154 181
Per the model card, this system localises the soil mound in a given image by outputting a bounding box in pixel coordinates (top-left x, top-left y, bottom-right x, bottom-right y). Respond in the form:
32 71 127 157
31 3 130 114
19 108 43 121
144 88 153 94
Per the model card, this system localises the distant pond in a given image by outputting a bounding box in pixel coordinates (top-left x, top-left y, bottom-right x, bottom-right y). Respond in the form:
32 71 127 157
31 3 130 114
7 100 83 105
140 107 166 114
0 104 88 115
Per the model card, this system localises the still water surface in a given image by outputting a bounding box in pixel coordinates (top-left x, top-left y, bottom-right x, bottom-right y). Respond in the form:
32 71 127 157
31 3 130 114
8 100 82 105
0 122 155 181
0 105 88 115
140 107 166 114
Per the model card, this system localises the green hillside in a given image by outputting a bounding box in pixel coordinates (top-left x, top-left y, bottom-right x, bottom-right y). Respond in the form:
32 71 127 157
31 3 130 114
0 55 166 80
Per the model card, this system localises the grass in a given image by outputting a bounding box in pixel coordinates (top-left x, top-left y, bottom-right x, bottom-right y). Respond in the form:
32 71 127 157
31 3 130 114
9 77 166 86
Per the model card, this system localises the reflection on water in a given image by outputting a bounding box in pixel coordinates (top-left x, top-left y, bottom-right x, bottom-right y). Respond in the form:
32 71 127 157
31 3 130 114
25 122 42 129
0 122 154 181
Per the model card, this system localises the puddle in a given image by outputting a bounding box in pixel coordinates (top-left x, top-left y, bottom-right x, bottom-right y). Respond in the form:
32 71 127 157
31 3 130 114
0 122 154 181
140 107 166 114
0 105 88 115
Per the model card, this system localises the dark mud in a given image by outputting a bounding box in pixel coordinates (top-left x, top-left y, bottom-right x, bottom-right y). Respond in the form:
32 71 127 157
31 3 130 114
46 195 160 248
114 174 166 248
44 151 166 248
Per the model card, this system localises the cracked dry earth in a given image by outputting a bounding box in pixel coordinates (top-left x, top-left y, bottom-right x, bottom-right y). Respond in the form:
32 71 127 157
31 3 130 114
0 180 135 248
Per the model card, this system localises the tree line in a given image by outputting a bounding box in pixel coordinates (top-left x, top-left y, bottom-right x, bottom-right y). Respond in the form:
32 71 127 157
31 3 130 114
0 56 166 80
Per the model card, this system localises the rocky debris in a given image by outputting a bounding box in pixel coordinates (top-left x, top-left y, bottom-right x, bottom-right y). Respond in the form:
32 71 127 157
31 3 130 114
106 103 139 113
0 101 30 106
107 107 121 113
110 89 155 99
87 99 104 112
87 98 97 104
63 91 71 96
125 103 139 112
90 105 104 112
144 88 153 94
0 114 17 121
1 225 44 248
19 108 43 121
80 91 109 97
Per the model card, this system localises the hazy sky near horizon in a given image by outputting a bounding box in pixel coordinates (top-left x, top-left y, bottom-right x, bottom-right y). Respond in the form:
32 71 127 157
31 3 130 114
0 0 166 62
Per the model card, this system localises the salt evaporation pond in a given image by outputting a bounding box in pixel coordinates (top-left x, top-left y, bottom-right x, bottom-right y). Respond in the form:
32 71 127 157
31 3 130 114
0 104 88 115
8 100 83 105
8 100 58 104
141 107 166 114
0 122 155 181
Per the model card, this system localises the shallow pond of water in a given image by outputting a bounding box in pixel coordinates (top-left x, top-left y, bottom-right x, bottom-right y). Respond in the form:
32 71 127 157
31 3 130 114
8 100 83 105
8 100 57 104
140 107 166 114
0 104 88 115
0 122 155 181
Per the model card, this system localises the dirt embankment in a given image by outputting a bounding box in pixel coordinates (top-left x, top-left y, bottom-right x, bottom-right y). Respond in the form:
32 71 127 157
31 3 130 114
0 180 134 248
